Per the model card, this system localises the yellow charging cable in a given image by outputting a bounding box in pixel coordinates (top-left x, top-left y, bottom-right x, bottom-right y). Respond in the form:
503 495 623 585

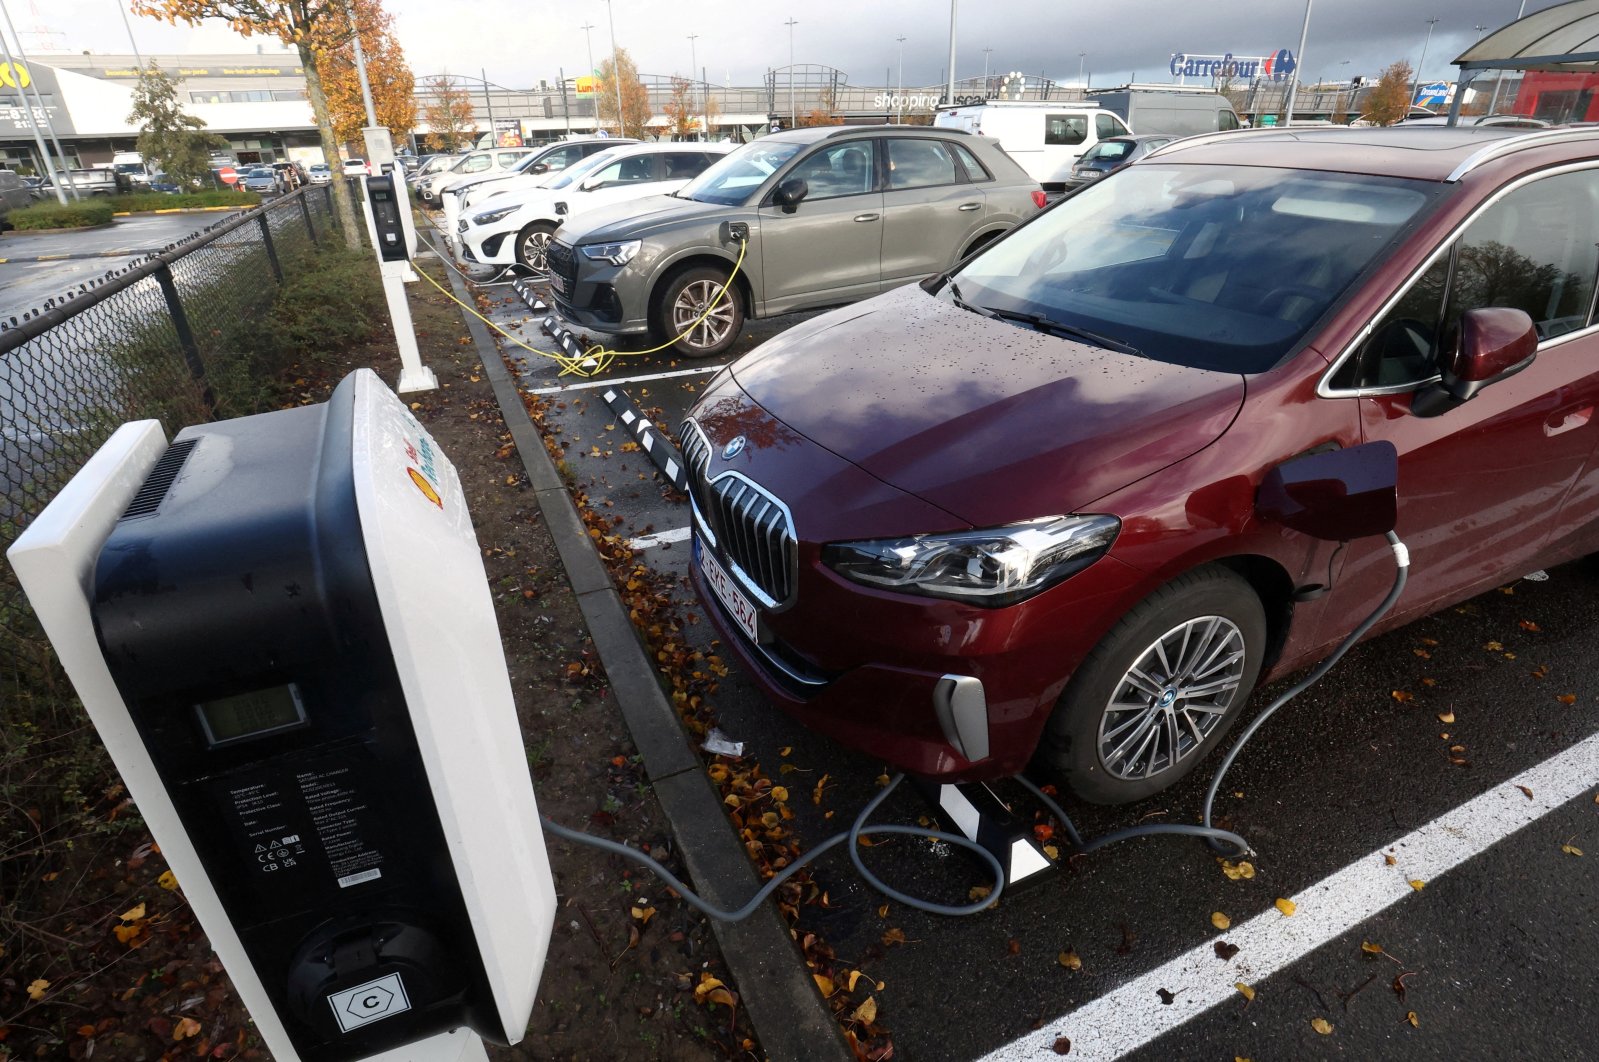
412 237 748 378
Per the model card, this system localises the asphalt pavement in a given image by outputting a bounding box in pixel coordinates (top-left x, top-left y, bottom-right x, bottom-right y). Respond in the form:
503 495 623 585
0 211 246 323
454 241 1599 1062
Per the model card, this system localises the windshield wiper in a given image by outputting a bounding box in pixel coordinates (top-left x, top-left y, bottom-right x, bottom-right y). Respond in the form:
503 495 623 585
980 305 1142 356
946 280 1000 319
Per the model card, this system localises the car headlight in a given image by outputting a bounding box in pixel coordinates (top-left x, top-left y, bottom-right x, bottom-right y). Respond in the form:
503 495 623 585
581 240 641 267
822 515 1120 607
472 205 519 225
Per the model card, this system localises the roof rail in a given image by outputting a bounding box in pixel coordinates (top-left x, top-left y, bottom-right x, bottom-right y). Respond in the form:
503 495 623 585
1144 125 1285 159
1445 126 1599 181
823 124 970 138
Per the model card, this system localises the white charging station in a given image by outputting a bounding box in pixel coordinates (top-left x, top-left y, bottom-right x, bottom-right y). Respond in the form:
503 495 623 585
8 370 553 1061
359 125 435 395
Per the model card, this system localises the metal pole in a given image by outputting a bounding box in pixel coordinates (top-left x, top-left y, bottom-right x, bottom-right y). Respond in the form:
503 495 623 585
1283 0 1313 125
982 46 991 86
559 65 571 134
480 67 495 144
1412 16 1440 105
896 35 905 124
945 0 957 107
1 1 78 199
688 33 699 138
346 3 378 128
785 17 797 128
0 18 64 203
115 0 143 69
1488 1 1527 115
604 0 624 136
580 22 596 132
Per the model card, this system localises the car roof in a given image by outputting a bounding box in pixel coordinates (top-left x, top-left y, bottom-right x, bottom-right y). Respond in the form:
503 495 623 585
1149 125 1599 181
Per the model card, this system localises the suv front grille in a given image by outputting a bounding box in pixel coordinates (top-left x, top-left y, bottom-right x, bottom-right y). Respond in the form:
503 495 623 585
682 420 798 606
546 240 579 291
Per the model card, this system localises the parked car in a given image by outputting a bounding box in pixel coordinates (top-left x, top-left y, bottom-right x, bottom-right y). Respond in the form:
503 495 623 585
441 137 635 235
271 160 303 189
38 168 119 196
0 169 33 224
409 154 459 187
342 158 369 178
147 172 185 194
307 163 333 185
547 126 1044 356
416 147 535 207
111 151 155 192
1064 134 1176 189
934 101 1132 190
459 142 733 271
241 166 279 194
679 126 1599 803
1403 113 1552 129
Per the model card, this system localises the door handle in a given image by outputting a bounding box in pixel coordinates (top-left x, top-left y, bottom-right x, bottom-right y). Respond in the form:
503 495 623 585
853 213 880 222
958 202 981 211
1544 405 1594 437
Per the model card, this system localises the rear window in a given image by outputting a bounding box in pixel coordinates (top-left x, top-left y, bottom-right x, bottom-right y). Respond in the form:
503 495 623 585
1081 140 1135 163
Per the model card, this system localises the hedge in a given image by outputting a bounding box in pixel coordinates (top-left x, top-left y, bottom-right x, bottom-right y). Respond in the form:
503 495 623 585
111 189 263 212
6 199 116 230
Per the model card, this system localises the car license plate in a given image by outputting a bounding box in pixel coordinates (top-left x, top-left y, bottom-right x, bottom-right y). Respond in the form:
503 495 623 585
548 272 567 295
697 538 759 642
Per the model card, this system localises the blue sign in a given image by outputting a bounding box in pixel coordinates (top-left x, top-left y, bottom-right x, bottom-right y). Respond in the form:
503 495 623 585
1414 81 1450 107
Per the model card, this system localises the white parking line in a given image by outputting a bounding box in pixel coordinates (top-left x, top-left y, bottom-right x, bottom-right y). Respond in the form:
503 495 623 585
978 728 1599 1062
524 365 724 396
628 526 692 551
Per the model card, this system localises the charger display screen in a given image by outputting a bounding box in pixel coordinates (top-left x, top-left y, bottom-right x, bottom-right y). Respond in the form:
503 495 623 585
196 685 308 747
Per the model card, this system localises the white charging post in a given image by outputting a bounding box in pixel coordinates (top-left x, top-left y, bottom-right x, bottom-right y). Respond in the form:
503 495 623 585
8 370 554 1061
360 126 435 394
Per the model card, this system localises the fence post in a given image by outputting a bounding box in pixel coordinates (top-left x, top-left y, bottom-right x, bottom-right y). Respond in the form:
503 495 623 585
297 188 320 248
152 263 217 416
323 185 338 229
256 212 283 283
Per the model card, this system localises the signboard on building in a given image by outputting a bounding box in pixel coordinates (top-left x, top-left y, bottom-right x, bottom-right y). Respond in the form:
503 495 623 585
1413 81 1451 107
97 64 305 79
493 118 522 147
0 63 75 136
1169 49 1297 82
574 74 598 97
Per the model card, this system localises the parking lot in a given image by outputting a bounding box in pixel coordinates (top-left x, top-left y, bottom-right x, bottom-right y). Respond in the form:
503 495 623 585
434 215 1599 1061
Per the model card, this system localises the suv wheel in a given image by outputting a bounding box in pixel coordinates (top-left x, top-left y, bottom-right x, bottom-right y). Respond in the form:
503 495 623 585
1036 566 1266 805
515 221 557 273
654 266 744 358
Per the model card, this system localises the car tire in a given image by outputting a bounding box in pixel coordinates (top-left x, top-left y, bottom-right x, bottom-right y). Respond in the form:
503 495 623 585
653 265 745 359
1036 565 1266 805
514 220 558 273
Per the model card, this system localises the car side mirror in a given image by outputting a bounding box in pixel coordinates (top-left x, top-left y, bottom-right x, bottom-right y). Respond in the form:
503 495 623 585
580 177 604 192
1256 440 1398 541
1411 306 1537 418
529 162 549 174
773 177 808 212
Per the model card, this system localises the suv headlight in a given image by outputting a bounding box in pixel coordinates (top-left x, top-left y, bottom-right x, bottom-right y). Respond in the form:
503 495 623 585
581 240 641 266
472 204 519 225
822 515 1120 607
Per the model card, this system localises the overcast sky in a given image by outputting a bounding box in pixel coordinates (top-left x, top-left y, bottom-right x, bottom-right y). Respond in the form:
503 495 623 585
6 0 1569 89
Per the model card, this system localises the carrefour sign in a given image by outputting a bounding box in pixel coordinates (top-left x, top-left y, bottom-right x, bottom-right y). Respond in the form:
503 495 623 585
1169 50 1297 82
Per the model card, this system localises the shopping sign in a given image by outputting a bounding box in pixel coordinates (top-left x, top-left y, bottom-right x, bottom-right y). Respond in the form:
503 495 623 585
1169 49 1297 82
1414 81 1451 107
574 74 597 97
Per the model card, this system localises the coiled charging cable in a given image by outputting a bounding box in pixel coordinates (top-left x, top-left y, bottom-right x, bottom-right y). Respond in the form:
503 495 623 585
545 533 1409 919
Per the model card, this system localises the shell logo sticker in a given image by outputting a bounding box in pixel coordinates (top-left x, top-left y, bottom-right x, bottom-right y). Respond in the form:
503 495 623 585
407 467 442 508
402 436 444 508
0 62 30 90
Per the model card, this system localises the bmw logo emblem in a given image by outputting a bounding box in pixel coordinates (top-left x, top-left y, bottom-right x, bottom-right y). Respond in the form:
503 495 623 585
722 436 747 460
1158 688 1178 708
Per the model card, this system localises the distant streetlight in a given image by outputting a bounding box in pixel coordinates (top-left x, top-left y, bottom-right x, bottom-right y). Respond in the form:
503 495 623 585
982 46 992 88
1412 15 1441 105
604 0 625 135
1283 0 1314 125
944 0 958 107
896 35 907 124
1078 51 1086 86
687 33 700 137
785 16 798 127
580 20 596 130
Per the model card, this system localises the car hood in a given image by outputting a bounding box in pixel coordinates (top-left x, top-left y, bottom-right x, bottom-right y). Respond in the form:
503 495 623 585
730 284 1246 524
555 194 730 244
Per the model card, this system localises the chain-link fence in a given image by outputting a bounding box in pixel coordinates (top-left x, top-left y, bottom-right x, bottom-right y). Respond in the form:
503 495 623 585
0 184 338 649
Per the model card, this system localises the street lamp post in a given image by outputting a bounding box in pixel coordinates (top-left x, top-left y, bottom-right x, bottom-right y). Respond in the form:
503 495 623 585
580 21 596 131
687 33 700 138
1412 15 1441 106
1283 0 1314 125
1 0 78 199
1489 1 1528 114
896 35 906 124
1078 51 1086 87
982 46 992 93
785 16 797 128
944 0 957 108
604 0 625 137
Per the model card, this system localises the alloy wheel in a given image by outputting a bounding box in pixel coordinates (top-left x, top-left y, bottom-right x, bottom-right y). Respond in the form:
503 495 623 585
521 230 552 274
671 279 736 351
1096 615 1247 781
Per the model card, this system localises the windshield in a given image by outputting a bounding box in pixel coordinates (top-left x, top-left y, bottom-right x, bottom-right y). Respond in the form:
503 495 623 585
950 165 1438 373
680 141 803 205
547 148 623 190
113 162 144 174
1080 141 1134 163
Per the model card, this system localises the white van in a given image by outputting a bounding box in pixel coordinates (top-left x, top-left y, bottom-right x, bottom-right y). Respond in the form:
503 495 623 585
111 150 154 189
933 101 1131 191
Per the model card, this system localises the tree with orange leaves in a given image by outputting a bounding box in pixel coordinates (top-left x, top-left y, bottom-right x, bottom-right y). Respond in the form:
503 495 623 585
312 0 415 149
133 0 369 247
421 78 476 152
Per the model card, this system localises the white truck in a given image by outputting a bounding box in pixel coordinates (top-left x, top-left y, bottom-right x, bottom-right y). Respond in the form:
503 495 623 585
933 101 1131 191
1087 85 1243 137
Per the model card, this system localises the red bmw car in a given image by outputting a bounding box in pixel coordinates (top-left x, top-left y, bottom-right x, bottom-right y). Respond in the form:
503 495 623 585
683 126 1599 803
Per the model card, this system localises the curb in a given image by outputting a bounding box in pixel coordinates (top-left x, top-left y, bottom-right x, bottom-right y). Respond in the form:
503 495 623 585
112 205 252 217
0 222 116 238
432 261 851 1062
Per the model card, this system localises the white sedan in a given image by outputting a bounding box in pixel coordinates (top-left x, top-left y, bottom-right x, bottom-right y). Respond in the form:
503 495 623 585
458 142 732 272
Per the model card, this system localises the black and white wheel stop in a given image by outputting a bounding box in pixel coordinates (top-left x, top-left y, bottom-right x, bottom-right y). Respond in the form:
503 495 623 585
596 384 691 494
911 778 1056 891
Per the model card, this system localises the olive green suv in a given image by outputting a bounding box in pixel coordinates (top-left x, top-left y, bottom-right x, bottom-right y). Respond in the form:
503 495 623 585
544 125 1044 356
